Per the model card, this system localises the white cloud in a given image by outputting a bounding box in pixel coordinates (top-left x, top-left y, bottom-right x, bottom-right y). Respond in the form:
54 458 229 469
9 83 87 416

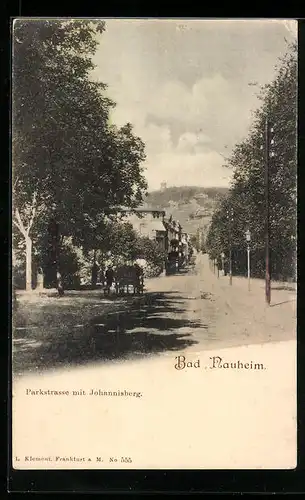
144 148 230 190
135 123 230 190
139 123 173 156
177 132 211 154
91 19 294 190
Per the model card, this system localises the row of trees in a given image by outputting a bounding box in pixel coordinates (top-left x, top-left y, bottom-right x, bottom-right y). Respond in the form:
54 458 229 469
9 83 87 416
190 228 206 253
14 221 167 289
12 20 149 290
206 42 297 281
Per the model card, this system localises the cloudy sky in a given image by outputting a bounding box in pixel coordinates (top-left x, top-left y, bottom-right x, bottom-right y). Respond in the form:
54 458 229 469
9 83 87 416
91 19 297 191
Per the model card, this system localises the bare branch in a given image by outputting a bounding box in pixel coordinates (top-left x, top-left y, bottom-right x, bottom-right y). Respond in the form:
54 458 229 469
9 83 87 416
12 218 23 233
13 176 19 191
27 190 38 233
14 207 27 236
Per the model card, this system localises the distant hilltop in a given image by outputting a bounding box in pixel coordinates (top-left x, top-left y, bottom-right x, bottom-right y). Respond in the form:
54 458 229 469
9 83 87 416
144 185 228 208
141 185 229 236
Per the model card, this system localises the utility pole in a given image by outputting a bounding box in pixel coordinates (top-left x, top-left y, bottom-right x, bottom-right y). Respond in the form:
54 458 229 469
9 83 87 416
226 207 233 285
264 117 272 305
247 243 251 291
245 229 251 291
229 245 232 285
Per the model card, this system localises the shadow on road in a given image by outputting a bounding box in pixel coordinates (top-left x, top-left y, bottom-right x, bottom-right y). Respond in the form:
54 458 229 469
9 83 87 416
269 299 296 308
271 286 296 292
13 291 205 375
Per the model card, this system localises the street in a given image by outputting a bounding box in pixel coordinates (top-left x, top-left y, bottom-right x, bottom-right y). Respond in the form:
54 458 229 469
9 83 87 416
140 252 296 353
12 252 297 469
11 19 298 484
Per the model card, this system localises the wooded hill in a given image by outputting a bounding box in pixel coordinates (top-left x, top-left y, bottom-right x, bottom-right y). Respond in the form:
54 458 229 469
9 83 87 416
143 186 229 236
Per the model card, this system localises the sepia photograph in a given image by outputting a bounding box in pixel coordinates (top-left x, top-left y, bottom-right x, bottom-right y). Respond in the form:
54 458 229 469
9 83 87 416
11 18 297 470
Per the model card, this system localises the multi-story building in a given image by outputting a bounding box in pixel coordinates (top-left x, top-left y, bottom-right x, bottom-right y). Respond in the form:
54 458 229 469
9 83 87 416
181 232 191 261
164 216 182 250
120 208 168 252
119 208 189 262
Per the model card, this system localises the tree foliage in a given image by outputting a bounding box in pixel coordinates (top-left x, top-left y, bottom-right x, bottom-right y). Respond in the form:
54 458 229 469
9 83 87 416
206 42 297 280
12 19 147 288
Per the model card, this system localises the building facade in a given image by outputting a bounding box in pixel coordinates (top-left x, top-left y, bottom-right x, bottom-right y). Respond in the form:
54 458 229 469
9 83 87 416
120 209 168 252
163 217 182 250
120 208 189 262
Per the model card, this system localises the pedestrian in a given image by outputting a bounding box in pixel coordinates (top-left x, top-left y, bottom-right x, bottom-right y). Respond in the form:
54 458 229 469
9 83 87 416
57 271 64 297
133 263 143 294
105 266 114 295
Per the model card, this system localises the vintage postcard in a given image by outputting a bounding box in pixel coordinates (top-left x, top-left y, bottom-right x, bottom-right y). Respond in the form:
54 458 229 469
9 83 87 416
11 18 297 470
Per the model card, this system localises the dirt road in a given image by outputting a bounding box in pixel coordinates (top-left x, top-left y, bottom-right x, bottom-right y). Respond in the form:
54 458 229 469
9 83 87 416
13 252 296 374
12 252 297 469
140 251 296 353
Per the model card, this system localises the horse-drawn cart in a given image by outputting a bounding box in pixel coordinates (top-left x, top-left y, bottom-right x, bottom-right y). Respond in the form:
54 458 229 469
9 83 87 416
115 265 144 295
103 265 144 295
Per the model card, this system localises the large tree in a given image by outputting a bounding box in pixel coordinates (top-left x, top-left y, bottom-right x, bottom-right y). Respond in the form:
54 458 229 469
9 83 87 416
12 19 147 290
206 42 297 280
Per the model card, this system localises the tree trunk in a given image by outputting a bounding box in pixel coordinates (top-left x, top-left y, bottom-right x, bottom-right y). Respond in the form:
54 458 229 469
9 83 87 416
91 249 97 288
25 236 32 291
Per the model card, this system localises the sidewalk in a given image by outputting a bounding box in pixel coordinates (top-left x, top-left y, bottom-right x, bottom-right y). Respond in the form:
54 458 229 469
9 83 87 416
198 253 296 345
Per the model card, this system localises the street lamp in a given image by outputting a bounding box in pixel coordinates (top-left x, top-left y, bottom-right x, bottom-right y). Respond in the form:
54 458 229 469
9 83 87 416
226 208 234 285
221 252 225 276
245 229 251 291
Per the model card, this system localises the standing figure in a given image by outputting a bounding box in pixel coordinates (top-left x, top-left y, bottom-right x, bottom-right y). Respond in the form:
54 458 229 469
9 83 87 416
37 267 44 291
105 267 114 295
57 271 64 297
133 264 143 295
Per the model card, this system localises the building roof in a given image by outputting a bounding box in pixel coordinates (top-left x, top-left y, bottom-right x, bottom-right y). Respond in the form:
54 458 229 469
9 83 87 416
120 207 166 215
150 220 167 232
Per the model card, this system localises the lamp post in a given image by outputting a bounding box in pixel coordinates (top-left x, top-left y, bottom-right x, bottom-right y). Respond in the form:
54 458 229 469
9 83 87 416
221 252 225 276
245 229 251 291
226 207 234 285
